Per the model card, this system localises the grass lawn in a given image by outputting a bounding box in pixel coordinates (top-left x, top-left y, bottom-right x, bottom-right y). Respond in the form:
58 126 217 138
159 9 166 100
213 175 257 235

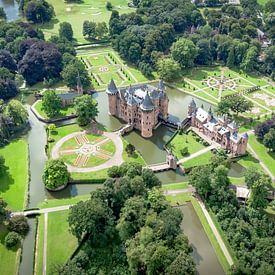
248 135 275 176
47 210 78 273
35 215 44 275
165 192 231 273
237 152 265 173
34 100 75 120
0 138 28 211
168 131 206 160
183 150 213 168
40 0 133 43
39 194 90 209
229 176 245 186
71 167 109 181
122 139 146 165
161 182 190 191
0 225 20 275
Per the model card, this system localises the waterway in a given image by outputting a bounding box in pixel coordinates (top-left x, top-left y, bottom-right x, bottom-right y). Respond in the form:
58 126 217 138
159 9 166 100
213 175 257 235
179 203 224 275
0 0 20 21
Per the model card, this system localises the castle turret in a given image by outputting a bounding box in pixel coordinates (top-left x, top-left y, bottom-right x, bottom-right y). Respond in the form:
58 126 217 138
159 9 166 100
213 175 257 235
106 79 119 116
140 91 155 138
207 106 213 122
158 80 168 120
188 98 196 117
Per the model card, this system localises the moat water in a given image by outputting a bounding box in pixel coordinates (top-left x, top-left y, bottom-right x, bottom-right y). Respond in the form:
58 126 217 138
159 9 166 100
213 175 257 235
18 86 235 275
0 0 20 21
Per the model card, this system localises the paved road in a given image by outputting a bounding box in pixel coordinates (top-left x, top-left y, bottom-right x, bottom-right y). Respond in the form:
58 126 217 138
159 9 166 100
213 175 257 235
52 131 124 173
13 205 71 217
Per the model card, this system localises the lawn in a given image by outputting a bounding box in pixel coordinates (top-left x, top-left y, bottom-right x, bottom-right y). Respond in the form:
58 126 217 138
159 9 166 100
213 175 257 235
34 100 75 120
35 215 44 275
0 138 29 211
248 135 275 176
78 47 150 90
183 150 213 168
161 182 190 191
47 211 78 273
40 0 133 43
0 225 20 275
122 139 146 165
168 131 206 160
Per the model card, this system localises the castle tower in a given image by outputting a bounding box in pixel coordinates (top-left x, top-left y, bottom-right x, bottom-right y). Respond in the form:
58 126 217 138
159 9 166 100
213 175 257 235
106 79 119 116
126 93 138 125
238 133 249 155
207 106 213 122
76 72 83 94
158 80 169 120
188 98 196 117
140 91 155 138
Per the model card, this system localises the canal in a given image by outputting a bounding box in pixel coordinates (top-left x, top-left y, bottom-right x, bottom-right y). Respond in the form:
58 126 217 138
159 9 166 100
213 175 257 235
0 0 20 21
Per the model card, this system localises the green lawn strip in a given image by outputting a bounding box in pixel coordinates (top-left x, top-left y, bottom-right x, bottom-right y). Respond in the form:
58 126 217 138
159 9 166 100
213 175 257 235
182 150 213 168
165 192 231 273
169 131 206 159
0 225 20 275
71 167 108 181
47 210 78 272
85 155 108 167
35 215 44 275
38 194 90 209
100 140 116 154
122 139 146 165
161 182 190 191
238 152 265 173
229 176 245 186
248 135 275 176
0 138 29 211
34 100 75 120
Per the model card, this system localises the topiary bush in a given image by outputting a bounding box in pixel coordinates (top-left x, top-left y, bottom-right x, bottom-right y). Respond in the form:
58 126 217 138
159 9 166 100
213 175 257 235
5 232 21 248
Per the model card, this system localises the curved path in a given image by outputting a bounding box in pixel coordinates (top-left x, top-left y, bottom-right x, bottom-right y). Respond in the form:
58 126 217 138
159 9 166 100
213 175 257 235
52 131 123 173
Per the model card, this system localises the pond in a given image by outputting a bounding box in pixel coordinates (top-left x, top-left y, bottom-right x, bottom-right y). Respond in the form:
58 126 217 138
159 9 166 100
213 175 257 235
179 203 225 275
0 0 20 21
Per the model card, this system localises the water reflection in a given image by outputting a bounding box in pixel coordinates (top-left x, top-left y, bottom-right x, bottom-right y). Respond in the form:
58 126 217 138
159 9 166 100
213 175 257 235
0 0 20 21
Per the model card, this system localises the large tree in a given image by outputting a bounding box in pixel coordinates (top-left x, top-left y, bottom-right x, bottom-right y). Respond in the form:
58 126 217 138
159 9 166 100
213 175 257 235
24 0 54 23
42 90 62 118
0 68 18 100
171 38 198 69
157 57 181 82
59 22 74 41
4 100 28 126
42 159 70 190
263 128 275 151
74 95 98 126
0 50 17 73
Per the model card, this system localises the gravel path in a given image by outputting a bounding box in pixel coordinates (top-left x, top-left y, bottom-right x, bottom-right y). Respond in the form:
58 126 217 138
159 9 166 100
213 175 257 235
51 131 123 173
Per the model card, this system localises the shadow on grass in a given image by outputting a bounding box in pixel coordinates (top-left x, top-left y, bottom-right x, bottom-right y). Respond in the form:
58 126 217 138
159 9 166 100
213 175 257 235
0 167 14 195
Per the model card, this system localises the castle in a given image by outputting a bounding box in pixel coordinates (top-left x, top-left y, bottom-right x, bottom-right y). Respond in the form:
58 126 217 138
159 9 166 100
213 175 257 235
107 80 168 138
188 99 248 156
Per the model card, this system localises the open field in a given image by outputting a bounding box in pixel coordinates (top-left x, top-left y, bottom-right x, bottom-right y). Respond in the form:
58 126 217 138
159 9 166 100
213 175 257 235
34 100 75 120
0 138 28 211
0 225 20 275
40 0 133 43
161 182 191 191
183 150 213 168
168 131 206 159
78 47 149 89
174 66 275 118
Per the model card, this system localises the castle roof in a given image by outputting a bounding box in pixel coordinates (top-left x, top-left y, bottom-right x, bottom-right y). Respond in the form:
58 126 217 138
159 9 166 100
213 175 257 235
242 132 249 139
107 79 118 94
127 93 138 106
140 91 154 111
196 107 208 123
159 79 165 91
189 98 196 108
228 120 238 129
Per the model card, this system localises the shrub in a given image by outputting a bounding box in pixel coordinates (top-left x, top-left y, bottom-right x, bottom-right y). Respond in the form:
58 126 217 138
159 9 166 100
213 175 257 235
7 215 29 236
5 232 21 248
180 147 189 156
106 2 112 10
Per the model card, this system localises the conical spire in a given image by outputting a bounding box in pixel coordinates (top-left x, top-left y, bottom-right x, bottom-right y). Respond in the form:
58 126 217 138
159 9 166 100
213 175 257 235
107 79 118 94
189 98 196 108
140 91 154 111
208 106 212 115
159 79 165 91
201 104 204 109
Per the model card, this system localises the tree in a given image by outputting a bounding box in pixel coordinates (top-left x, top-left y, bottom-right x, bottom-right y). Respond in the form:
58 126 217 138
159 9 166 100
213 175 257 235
24 0 55 23
0 7 7 21
241 46 259 72
42 159 70 190
68 198 114 243
0 156 6 176
4 100 28 126
263 128 275 151
82 21 97 39
254 117 275 140
61 60 91 89
125 143 135 156
157 57 181 82
106 2 113 10
5 232 21 248
0 68 18 100
195 39 213 65
0 50 17 73
0 199 9 224
244 167 262 188
249 175 271 210
171 38 198 69
42 90 62 118
7 215 29 236
142 168 161 189
59 22 74 41
96 22 108 39
74 95 98 126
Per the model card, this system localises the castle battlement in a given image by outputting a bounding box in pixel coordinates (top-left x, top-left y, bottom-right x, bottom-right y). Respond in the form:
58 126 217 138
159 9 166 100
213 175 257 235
107 80 169 138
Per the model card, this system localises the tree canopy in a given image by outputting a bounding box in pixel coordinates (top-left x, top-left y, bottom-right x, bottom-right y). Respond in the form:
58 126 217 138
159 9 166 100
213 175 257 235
41 90 62 118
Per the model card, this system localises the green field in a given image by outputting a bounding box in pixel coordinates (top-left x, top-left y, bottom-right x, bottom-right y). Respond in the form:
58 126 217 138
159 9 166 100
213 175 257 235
0 139 29 211
168 131 206 160
174 66 274 118
35 215 44 275
40 0 133 43
34 100 75 120
183 150 213 168
78 47 149 89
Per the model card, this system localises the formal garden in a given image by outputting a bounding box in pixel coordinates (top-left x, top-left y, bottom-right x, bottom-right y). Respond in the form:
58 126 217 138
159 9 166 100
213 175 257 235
77 47 149 89
175 66 275 118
